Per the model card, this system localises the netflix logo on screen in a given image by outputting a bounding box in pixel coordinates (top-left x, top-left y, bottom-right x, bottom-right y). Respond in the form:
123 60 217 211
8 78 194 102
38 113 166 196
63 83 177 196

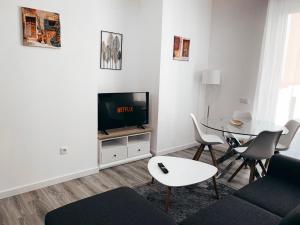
98 92 149 131
117 106 134 113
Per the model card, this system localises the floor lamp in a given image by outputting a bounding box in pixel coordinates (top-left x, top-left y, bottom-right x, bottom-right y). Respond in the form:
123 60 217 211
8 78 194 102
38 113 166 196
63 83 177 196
202 70 221 123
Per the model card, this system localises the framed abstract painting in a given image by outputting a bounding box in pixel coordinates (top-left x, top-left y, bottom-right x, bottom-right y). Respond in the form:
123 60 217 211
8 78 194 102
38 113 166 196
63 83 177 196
21 7 61 48
173 36 190 61
100 31 123 70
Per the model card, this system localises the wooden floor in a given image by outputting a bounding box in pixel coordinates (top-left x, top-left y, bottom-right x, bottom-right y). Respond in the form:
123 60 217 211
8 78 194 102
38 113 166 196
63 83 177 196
0 147 251 225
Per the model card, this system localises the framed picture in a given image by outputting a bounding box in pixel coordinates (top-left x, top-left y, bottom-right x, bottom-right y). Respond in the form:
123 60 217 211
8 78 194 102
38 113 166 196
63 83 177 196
100 31 123 70
173 36 190 61
21 7 61 48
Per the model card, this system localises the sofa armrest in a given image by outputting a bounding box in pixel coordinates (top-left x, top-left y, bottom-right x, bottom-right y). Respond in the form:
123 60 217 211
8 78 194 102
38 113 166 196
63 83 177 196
279 204 300 225
268 154 300 185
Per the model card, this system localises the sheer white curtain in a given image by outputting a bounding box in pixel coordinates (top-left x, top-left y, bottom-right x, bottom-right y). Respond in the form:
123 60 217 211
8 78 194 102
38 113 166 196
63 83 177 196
275 13 300 125
253 0 289 123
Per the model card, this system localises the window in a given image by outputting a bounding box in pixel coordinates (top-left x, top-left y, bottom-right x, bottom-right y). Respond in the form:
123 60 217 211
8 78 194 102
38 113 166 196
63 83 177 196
275 13 300 125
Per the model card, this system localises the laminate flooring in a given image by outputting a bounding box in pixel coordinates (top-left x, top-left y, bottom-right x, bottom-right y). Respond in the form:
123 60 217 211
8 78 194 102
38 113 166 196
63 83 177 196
0 147 251 225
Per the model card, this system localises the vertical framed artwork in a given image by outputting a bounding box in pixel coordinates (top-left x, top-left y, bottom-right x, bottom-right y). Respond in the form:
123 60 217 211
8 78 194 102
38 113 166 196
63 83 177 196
21 7 61 48
173 36 190 61
100 31 123 70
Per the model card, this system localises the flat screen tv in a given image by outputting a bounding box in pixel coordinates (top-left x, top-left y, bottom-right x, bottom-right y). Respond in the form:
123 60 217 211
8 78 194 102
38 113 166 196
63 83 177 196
98 92 149 133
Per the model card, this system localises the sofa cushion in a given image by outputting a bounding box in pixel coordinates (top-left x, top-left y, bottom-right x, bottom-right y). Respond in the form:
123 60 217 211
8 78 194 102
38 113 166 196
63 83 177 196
45 187 176 225
279 204 300 225
268 154 300 186
179 195 281 225
234 176 300 217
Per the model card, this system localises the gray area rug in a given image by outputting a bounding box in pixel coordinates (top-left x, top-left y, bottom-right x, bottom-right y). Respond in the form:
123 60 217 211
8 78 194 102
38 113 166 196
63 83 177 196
135 180 236 223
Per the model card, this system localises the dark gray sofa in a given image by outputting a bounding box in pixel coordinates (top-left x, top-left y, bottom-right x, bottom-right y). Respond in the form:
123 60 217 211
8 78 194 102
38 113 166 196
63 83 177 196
45 154 300 225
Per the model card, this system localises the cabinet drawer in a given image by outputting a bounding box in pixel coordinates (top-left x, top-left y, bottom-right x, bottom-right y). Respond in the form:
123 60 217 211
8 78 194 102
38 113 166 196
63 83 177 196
101 146 127 164
128 142 150 158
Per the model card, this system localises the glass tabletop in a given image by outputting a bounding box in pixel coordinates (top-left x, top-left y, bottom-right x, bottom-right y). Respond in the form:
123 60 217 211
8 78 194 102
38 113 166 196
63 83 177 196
200 117 288 136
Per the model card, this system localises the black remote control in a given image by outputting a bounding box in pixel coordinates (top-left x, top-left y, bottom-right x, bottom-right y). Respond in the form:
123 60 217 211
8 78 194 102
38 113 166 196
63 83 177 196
158 163 169 174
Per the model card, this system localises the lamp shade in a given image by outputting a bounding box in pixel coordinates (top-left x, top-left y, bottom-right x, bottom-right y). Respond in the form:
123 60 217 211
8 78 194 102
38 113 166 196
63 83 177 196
202 70 221 85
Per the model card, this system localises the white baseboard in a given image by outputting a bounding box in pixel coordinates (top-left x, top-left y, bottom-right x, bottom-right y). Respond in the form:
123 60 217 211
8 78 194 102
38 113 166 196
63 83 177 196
0 167 99 200
0 142 215 199
153 142 198 156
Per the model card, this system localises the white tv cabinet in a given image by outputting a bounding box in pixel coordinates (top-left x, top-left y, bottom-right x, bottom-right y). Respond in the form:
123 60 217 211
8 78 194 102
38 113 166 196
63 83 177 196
98 127 152 170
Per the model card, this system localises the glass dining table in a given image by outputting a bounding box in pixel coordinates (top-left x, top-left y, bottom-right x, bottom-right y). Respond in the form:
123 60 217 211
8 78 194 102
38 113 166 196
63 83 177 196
200 117 288 178
201 117 288 137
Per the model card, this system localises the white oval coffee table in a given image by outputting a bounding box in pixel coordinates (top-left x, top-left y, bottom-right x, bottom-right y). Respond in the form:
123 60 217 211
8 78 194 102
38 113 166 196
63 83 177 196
148 156 219 212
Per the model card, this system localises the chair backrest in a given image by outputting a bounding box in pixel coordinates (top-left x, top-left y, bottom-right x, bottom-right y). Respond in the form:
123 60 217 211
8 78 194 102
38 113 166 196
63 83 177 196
278 120 300 149
242 130 283 160
232 111 252 122
190 113 206 144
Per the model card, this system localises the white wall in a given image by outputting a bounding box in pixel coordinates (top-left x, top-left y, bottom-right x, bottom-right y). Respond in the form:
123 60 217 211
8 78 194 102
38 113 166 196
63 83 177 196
97 0 163 152
0 0 273 198
136 0 162 150
0 0 162 198
156 0 212 154
208 0 268 118
0 0 99 198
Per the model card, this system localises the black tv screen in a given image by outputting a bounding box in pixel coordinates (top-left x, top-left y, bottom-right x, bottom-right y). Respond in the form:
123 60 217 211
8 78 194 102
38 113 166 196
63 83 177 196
98 92 149 131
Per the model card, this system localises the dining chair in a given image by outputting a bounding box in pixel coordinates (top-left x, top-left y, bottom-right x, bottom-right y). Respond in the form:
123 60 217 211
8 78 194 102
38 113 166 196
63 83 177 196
228 130 282 183
276 120 300 151
190 113 224 170
232 111 252 122
264 120 300 170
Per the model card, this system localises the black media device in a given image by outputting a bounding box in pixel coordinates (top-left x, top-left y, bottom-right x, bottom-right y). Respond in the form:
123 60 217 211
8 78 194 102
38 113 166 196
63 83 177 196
98 92 149 134
158 163 169 174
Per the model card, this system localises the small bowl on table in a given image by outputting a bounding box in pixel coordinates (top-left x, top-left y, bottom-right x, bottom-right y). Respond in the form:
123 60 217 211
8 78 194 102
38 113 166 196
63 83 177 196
230 119 243 126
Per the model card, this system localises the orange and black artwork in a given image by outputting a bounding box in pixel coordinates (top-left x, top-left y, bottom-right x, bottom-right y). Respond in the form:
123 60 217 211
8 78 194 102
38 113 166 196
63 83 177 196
21 7 61 48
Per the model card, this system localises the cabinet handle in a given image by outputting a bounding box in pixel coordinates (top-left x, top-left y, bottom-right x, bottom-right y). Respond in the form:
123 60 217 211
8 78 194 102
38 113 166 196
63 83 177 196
113 154 117 157
138 149 141 152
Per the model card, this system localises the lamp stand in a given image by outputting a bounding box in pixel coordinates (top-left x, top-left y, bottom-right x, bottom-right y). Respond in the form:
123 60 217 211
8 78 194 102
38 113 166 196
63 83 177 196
206 105 210 123
206 104 210 134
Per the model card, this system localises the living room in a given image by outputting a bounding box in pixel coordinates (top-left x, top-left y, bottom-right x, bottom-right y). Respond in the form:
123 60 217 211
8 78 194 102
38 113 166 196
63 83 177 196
0 0 300 224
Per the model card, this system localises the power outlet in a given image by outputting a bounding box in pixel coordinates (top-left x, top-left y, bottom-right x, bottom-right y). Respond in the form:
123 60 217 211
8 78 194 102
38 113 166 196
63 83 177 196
239 98 249 105
60 147 68 155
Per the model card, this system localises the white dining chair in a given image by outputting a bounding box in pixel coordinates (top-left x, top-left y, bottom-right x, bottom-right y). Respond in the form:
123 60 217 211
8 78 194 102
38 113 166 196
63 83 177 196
232 111 252 122
276 120 300 151
264 120 300 170
190 113 224 169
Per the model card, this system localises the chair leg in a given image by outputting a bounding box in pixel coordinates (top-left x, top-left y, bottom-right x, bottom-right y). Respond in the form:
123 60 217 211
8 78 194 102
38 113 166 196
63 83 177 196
208 145 219 171
258 160 268 176
264 158 271 171
254 166 261 179
249 161 256 183
228 160 246 182
193 144 205 161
